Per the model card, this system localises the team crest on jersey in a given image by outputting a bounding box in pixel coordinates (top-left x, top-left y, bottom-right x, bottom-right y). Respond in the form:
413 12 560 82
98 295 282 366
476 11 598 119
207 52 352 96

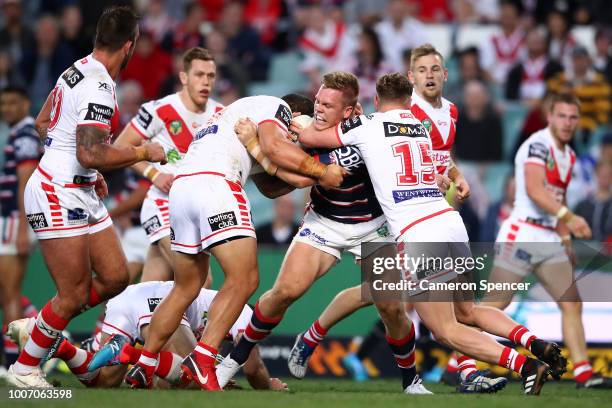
169 120 183 135
546 155 555 171
421 119 432 133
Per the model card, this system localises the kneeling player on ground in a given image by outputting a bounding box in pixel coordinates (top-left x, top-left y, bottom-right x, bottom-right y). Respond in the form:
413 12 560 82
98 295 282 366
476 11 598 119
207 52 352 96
8 281 286 390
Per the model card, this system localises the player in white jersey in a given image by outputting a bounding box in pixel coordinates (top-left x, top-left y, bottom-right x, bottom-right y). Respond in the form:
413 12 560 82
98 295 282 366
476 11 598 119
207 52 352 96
114 47 222 281
5 7 167 389
8 281 286 390
291 73 561 395
483 94 612 389
125 94 345 390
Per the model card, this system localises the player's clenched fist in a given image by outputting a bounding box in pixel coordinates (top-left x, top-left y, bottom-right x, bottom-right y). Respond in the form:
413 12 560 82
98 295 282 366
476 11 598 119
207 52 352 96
435 173 452 194
319 163 347 188
567 215 592 240
141 142 167 164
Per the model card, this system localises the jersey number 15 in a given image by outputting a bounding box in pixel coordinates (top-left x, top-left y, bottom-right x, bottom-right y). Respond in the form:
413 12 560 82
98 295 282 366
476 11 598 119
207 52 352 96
393 141 436 186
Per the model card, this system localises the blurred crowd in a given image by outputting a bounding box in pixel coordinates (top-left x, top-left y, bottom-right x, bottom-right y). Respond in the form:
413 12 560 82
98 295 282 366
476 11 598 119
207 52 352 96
1 0 611 243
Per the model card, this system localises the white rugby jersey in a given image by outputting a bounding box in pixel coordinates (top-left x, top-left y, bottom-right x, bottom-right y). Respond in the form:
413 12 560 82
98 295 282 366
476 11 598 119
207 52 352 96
108 281 251 342
130 93 223 175
177 95 292 187
39 55 120 184
410 92 458 176
335 110 452 239
512 127 576 228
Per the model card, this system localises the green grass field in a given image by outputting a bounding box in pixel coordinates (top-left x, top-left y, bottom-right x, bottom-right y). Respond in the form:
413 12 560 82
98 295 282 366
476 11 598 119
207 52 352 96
2 374 610 408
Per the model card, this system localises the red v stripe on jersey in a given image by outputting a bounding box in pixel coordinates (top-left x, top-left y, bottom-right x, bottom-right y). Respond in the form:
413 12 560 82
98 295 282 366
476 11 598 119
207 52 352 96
410 103 456 150
156 104 193 154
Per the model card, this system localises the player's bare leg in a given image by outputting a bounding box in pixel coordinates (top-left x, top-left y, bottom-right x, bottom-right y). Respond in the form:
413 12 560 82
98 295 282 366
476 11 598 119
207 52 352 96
180 237 259 390
371 299 432 394
258 242 337 317
318 283 371 329
415 299 552 395
532 261 600 385
137 252 209 355
124 249 208 388
216 242 337 387
0 254 28 330
9 226 128 388
140 239 173 282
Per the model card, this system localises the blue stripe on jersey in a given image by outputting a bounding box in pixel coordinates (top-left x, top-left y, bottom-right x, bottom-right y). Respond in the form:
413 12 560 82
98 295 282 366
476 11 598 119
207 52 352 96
309 146 383 224
0 119 42 217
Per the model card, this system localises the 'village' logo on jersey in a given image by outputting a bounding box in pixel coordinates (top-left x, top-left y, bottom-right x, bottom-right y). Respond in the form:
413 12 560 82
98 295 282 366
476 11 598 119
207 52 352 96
383 122 427 138
169 120 183 135
421 119 432 133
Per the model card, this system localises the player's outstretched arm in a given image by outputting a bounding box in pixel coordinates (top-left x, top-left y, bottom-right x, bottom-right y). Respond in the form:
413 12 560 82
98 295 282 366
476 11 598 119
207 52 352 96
113 124 173 193
236 119 345 188
292 121 342 149
242 345 288 391
76 125 166 171
525 163 591 239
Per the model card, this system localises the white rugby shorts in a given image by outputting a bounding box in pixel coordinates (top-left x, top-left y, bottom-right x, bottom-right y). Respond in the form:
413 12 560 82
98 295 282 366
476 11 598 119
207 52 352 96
293 209 393 260
169 172 255 254
140 186 171 243
24 168 112 239
493 216 568 277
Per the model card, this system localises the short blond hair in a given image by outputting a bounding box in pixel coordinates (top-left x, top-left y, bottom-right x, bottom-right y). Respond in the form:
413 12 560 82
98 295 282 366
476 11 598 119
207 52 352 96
321 71 359 107
410 43 445 70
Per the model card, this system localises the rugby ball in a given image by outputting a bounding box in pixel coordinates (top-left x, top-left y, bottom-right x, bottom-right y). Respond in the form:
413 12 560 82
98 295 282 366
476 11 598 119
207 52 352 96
293 114 313 129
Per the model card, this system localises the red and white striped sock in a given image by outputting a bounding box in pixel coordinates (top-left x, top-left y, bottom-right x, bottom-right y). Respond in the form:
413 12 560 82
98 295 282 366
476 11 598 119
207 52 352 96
136 349 159 380
498 346 527 374
446 352 459 373
508 325 537 351
155 351 183 383
573 361 593 383
13 302 69 375
457 355 478 381
303 320 328 348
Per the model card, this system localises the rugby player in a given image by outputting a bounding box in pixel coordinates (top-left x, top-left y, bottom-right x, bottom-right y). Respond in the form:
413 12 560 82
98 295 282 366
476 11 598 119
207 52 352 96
0 87 42 367
287 46 502 392
482 93 612 389
6 6 166 388
214 72 458 395
124 94 345 389
113 47 223 281
287 73 561 395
